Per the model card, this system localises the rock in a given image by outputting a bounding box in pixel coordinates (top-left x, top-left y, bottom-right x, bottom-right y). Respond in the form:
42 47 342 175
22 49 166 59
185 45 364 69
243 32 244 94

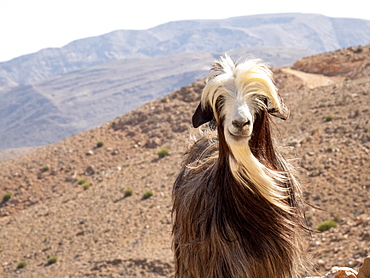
37 172 44 179
86 150 94 156
145 138 161 148
85 166 95 176
358 257 370 278
307 267 358 278
172 123 188 133
324 267 357 278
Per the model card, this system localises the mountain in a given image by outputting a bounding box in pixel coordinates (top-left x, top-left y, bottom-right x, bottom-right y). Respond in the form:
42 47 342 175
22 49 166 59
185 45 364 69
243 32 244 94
0 47 315 150
0 45 369 277
1 13 369 87
0 52 213 149
1 13 370 150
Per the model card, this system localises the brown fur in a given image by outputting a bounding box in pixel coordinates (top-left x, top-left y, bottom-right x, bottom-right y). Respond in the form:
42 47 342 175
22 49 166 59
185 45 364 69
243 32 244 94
172 57 307 278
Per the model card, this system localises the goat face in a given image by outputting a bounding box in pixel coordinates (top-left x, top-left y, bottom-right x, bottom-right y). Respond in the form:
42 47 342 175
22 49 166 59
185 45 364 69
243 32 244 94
192 55 289 147
221 91 257 146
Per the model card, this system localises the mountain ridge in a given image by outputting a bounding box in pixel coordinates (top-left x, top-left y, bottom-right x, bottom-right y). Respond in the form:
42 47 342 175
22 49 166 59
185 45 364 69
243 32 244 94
1 13 370 86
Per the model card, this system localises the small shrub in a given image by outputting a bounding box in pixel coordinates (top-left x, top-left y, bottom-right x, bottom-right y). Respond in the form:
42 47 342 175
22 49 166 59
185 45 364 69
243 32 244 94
96 141 104 148
124 189 133 197
365 184 370 189
325 115 333 122
47 256 58 265
327 147 333 152
17 261 27 269
143 190 153 200
41 165 50 172
83 184 90 190
157 147 170 158
317 220 337 232
2 192 12 203
77 179 86 185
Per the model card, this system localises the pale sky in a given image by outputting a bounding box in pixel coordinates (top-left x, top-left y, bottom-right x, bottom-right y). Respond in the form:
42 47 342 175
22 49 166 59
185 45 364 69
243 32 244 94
1 0 369 63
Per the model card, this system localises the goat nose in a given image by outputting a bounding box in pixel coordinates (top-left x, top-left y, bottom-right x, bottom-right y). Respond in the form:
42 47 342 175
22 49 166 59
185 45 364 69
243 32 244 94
232 118 250 128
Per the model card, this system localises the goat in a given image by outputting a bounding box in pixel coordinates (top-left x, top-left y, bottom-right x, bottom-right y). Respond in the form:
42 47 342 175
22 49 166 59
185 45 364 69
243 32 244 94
172 55 307 278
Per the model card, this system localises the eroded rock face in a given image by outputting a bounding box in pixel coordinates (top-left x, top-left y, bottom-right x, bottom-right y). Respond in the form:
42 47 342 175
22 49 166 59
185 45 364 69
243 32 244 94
307 267 357 278
306 257 370 278
324 267 357 278
292 46 370 78
358 257 370 278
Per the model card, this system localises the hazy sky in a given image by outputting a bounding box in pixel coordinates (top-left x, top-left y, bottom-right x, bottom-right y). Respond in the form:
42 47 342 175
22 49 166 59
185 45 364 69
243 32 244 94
1 0 369 62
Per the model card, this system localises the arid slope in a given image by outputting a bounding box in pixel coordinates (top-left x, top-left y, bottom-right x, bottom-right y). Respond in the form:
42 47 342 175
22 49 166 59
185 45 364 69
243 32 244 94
0 46 369 277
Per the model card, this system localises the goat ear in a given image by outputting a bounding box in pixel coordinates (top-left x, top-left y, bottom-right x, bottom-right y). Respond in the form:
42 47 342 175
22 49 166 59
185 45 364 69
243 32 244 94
192 102 214 128
267 94 290 120
268 108 289 120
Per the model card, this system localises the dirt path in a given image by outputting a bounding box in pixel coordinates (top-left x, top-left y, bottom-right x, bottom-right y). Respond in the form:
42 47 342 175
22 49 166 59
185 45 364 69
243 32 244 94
282 68 345 89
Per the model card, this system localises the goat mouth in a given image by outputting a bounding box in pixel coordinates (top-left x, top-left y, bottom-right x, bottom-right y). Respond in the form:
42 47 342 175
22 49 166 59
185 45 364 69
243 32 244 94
228 131 250 140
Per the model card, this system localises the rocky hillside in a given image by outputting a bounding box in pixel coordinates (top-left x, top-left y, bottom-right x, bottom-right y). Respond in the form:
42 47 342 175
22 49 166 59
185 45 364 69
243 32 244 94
292 46 370 79
2 13 370 150
0 48 314 150
0 46 369 277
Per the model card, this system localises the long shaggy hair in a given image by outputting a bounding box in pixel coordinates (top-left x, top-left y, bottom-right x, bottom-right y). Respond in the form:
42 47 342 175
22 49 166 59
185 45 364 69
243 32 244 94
172 55 307 278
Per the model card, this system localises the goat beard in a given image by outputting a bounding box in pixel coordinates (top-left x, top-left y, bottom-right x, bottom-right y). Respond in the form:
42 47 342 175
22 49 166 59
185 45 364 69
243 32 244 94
226 136 292 212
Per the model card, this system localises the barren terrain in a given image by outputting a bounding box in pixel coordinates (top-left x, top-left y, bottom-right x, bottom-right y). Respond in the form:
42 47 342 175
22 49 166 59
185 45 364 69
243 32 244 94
0 45 369 277
2 13 370 150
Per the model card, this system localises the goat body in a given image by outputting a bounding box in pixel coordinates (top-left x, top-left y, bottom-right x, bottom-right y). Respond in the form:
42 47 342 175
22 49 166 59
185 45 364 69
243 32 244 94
172 56 306 278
